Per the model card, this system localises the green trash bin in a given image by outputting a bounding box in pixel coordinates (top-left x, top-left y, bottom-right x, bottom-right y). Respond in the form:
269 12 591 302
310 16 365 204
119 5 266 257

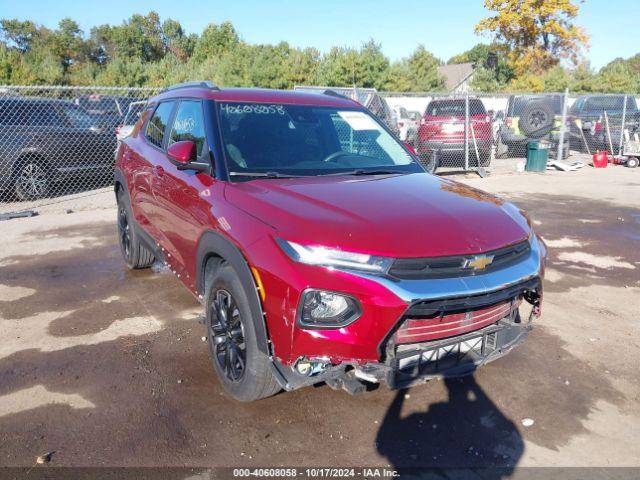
526 141 549 172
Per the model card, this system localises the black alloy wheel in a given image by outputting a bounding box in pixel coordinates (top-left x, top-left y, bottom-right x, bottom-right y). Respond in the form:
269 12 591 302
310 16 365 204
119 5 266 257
210 289 247 382
118 204 131 259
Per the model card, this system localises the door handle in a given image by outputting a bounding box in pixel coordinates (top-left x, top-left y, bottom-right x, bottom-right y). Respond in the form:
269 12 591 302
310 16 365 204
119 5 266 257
153 165 165 177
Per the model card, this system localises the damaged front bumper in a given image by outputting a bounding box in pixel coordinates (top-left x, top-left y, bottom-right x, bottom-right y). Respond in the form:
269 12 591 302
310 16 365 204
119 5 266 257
355 316 531 389
270 280 541 394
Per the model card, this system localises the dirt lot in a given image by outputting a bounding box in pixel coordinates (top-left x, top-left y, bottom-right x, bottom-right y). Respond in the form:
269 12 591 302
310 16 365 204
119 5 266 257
0 161 639 469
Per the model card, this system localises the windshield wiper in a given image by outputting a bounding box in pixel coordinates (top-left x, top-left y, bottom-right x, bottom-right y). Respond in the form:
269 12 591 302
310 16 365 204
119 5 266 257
229 171 308 179
317 169 408 177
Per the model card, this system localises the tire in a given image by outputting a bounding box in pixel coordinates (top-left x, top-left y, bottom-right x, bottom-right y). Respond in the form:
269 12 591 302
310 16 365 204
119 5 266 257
14 159 51 201
116 188 155 269
205 262 280 401
519 101 555 139
627 157 639 168
495 134 508 159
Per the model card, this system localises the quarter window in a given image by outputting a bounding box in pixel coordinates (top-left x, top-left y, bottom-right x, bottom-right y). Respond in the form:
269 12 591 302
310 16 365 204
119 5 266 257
168 101 206 158
145 101 175 148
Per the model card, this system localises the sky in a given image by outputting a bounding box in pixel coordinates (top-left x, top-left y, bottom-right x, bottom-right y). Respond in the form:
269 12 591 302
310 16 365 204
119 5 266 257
0 0 637 70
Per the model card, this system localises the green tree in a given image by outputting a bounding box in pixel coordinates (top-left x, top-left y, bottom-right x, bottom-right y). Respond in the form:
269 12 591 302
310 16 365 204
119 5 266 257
406 45 444 91
470 66 500 92
355 40 389 89
90 12 165 64
0 19 39 52
543 65 571 92
49 18 86 72
570 63 597 93
162 19 196 61
192 22 240 62
596 60 639 93
448 43 513 85
316 46 358 87
384 60 413 92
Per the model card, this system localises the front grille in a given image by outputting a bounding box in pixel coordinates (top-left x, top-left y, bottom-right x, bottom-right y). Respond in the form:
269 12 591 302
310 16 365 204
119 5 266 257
392 298 520 344
388 240 531 279
387 320 530 387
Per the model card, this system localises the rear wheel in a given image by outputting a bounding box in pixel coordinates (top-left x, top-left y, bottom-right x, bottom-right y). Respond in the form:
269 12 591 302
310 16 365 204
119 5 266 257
205 263 280 401
14 160 50 201
627 157 639 168
116 188 154 269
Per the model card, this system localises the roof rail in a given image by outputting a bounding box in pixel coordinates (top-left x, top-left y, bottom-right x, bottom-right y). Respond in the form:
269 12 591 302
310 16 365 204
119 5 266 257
161 81 220 93
322 89 351 100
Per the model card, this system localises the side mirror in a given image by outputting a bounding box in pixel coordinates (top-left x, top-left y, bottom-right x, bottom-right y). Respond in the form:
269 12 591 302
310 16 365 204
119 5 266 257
167 140 196 164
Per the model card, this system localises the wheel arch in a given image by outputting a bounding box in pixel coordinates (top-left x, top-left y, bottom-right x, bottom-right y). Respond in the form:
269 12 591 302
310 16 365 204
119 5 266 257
114 167 127 196
197 230 271 355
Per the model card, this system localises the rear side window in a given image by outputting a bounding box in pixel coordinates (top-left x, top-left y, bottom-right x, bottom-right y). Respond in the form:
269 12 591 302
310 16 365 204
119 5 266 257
168 101 206 157
583 96 625 112
0 101 59 126
145 102 175 148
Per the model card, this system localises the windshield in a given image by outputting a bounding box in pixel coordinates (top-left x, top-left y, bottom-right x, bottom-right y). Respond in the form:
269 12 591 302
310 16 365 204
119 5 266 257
425 99 486 117
217 102 422 179
62 104 97 129
510 96 562 116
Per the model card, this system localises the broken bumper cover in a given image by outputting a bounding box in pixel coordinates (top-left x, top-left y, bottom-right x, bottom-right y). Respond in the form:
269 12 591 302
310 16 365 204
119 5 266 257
357 317 531 389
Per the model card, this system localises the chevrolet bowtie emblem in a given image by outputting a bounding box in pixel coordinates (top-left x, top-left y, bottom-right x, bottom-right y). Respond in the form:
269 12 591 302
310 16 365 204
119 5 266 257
463 254 495 271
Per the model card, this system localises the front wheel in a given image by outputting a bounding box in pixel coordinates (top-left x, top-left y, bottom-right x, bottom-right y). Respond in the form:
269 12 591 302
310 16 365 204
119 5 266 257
205 263 280 401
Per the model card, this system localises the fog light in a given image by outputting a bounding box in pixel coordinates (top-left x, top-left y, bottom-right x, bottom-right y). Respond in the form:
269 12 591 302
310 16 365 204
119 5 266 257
298 289 361 328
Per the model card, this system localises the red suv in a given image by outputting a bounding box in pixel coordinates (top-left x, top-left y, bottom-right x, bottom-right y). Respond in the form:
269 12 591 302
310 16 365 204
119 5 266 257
417 98 493 173
115 82 545 401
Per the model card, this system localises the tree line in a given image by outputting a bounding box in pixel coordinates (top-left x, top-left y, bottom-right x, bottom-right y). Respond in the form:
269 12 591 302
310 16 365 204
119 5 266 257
0 11 638 93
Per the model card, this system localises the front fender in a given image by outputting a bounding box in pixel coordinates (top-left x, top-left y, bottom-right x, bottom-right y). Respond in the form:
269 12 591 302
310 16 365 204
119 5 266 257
196 230 271 355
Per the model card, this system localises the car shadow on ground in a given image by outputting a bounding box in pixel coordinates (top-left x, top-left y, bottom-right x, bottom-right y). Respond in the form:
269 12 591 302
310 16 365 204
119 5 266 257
376 371 523 476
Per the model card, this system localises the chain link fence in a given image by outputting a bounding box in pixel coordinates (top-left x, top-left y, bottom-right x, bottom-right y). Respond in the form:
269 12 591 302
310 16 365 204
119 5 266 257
0 85 160 215
1 85 639 215
383 90 640 174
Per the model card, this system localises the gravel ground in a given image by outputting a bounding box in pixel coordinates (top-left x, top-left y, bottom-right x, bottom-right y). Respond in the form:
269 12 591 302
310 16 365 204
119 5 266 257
0 161 639 469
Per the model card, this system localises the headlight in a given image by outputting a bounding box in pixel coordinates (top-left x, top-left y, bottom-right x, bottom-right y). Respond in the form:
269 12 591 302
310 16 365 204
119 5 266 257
298 289 361 328
277 239 393 273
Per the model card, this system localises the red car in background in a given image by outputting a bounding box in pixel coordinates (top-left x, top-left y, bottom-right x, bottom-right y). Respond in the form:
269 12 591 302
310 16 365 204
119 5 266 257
115 82 545 401
417 98 493 173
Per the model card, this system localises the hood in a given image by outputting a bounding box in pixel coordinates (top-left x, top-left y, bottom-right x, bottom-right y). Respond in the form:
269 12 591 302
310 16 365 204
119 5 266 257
224 173 530 258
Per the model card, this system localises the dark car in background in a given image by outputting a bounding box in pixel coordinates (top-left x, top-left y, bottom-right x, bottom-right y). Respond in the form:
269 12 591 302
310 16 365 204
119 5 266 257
568 95 640 153
0 97 117 200
416 97 493 173
73 94 138 128
497 94 569 159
